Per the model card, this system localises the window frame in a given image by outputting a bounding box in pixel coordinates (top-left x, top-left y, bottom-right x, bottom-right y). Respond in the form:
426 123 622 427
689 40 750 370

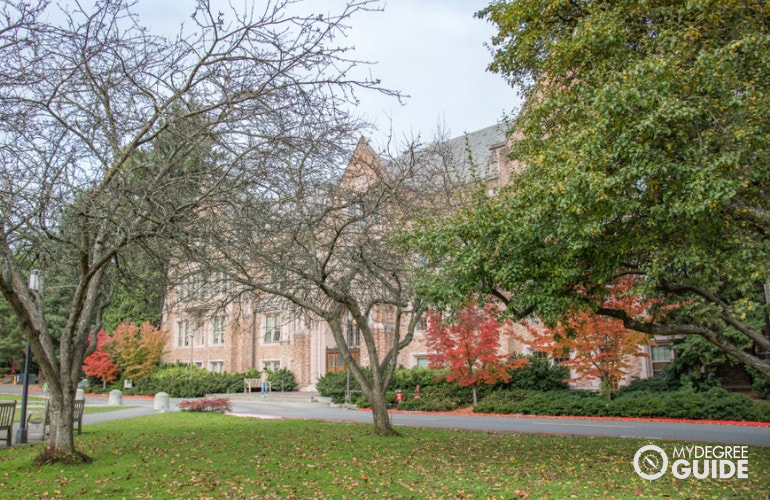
263 313 281 344
346 316 361 348
177 320 190 347
211 316 225 346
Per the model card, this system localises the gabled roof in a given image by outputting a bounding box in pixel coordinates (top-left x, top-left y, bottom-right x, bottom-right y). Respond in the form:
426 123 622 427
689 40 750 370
338 123 510 193
441 123 508 180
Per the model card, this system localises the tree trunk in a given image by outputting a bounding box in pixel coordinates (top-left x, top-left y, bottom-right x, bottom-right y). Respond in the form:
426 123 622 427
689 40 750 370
367 387 397 436
32 377 90 465
47 391 75 452
472 386 478 406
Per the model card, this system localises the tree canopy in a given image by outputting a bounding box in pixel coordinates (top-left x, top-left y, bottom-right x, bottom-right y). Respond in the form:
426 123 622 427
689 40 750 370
411 0 770 377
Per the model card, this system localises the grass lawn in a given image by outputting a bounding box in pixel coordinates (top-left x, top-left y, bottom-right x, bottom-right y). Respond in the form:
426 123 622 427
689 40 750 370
0 413 767 498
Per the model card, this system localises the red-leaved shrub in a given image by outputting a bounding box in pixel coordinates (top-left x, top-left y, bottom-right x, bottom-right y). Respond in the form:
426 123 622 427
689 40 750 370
179 397 231 413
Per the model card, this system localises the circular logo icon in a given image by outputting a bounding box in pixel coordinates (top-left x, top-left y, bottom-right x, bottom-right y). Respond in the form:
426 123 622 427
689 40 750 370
633 444 668 481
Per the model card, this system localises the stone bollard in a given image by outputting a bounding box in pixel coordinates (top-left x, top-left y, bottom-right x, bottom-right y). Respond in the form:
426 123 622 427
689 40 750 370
154 392 170 412
108 389 123 406
75 388 85 400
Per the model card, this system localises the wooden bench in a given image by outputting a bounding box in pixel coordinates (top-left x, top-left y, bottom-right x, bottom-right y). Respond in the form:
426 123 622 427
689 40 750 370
0 401 16 446
27 399 86 437
243 378 270 393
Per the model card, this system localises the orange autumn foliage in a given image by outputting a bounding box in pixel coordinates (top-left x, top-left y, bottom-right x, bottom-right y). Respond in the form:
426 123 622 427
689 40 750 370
517 278 652 397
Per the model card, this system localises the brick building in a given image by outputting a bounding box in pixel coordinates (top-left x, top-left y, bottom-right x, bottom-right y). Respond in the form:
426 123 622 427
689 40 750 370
160 123 673 390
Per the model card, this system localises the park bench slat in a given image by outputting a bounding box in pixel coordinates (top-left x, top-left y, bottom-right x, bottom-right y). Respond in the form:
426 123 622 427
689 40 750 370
0 401 16 446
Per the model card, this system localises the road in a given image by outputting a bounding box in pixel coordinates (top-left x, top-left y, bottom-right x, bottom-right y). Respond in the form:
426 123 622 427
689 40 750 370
2 387 768 448
225 399 770 447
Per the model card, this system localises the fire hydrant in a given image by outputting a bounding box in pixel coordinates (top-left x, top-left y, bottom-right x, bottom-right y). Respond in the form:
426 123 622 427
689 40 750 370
414 385 421 399
396 390 403 404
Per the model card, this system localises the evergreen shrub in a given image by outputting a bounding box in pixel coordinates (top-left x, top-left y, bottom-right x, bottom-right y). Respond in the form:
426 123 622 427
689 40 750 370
500 355 570 391
316 368 371 404
269 368 298 392
748 367 770 400
113 363 297 398
472 387 769 422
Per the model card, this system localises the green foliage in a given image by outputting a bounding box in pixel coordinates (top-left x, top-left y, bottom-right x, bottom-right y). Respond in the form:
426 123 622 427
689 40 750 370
318 366 469 407
474 387 767 422
615 377 680 395
268 368 297 392
665 335 743 391
101 268 164 333
394 384 475 411
0 267 72 373
410 0 770 380
392 366 446 392
116 363 266 398
397 393 460 412
753 400 770 421
748 366 770 400
0 299 27 373
499 355 570 391
315 368 371 404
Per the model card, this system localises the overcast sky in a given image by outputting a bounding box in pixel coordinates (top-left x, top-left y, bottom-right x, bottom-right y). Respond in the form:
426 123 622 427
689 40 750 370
132 1 519 148
335 0 520 147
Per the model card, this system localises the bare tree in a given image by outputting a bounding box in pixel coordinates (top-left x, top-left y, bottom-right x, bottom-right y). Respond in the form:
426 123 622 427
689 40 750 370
175 129 467 435
0 0 388 462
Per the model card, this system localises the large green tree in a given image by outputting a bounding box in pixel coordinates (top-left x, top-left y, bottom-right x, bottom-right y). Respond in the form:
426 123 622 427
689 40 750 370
411 1 770 377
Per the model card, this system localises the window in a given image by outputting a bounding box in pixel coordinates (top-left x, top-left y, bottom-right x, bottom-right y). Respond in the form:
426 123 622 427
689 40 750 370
651 345 674 378
264 314 281 343
262 361 280 371
552 347 571 365
211 361 224 373
195 327 205 346
419 315 428 331
178 278 190 301
415 356 429 368
211 316 225 345
177 320 190 347
346 316 361 347
347 200 374 228
212 271 228 295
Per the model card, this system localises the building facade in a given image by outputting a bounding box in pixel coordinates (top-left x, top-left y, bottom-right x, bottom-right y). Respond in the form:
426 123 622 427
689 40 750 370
160 124 673 390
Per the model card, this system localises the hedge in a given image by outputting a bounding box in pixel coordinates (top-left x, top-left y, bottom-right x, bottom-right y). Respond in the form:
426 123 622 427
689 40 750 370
88 364 297 398
473 387 770 422
498 355 570 392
